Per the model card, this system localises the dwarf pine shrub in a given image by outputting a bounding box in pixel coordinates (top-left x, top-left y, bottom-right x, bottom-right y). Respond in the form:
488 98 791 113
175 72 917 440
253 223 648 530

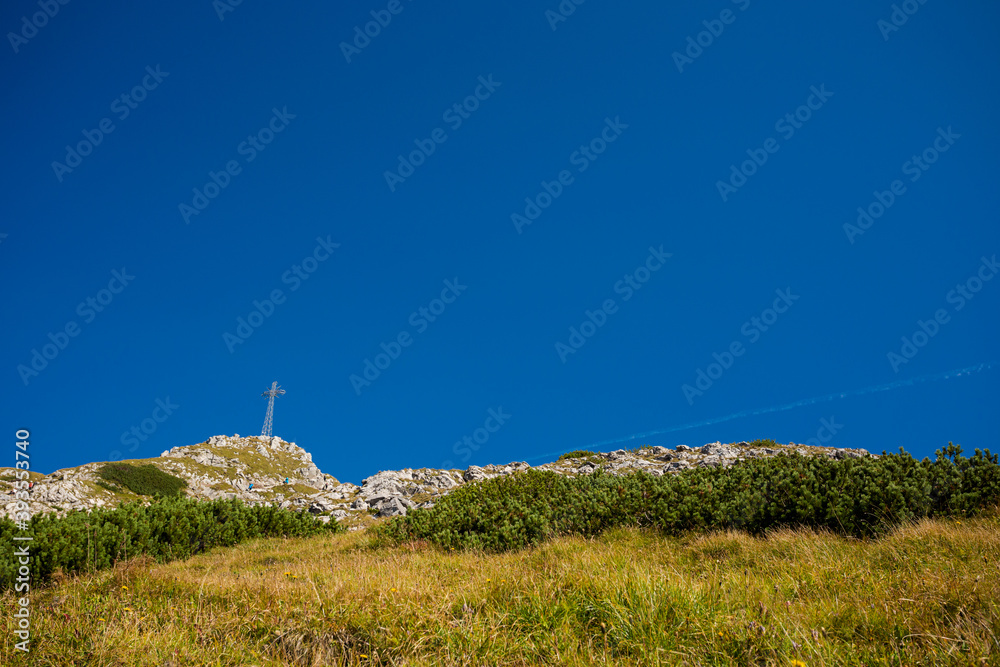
0 496 340 590
377 444 1000 552
558 450 598 461
96 463 187 497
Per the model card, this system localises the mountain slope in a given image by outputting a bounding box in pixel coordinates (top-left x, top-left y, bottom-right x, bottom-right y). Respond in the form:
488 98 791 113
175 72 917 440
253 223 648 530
3 511 996 665
1 436 874 530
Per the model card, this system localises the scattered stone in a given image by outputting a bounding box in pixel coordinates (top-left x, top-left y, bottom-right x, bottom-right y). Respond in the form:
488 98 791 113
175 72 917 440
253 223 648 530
463 466 492 483
0 436 877 526
377 497 409 518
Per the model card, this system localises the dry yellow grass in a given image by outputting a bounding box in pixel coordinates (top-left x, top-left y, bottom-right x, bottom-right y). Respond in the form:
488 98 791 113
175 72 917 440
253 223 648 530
2 510 998 666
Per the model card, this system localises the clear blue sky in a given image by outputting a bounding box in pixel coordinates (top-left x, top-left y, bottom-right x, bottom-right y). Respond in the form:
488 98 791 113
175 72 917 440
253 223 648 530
3 0 998 485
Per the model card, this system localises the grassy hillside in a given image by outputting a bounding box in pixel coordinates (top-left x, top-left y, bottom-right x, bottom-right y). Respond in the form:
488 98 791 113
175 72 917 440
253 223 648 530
0 496 338 590
0 435 353 540
2 509 997 665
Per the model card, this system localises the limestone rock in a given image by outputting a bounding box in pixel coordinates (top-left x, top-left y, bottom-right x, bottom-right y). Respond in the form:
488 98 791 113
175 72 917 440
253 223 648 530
0 434 877 526
377 497 409 518
463 465 492 483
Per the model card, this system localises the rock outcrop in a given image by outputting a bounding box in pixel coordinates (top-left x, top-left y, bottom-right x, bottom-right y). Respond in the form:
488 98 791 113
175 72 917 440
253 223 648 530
0 436 875 530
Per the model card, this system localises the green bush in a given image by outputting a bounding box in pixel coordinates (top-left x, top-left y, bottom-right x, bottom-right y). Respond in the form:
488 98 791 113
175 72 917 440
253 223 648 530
747 438 781 448
0 496 341 590
376 444 1000 552
97 463 187 497
558 450 598 461
95 480 123 494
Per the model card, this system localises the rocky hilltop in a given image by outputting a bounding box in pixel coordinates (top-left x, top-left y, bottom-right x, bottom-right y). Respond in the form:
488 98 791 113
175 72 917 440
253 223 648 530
1 435 873 530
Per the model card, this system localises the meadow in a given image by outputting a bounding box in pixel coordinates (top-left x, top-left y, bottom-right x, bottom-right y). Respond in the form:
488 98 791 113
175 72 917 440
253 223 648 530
1 510 997 665
3 445 998 665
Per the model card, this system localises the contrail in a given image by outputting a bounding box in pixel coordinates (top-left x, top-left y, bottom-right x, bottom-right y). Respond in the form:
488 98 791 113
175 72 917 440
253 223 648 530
527 361 997 462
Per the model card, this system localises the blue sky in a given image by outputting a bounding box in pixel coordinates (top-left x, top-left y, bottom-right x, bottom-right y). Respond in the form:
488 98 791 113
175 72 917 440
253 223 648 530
3 0 998 485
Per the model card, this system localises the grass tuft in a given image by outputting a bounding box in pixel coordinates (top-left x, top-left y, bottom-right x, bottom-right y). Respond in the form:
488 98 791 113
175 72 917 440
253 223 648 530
3 509 996 664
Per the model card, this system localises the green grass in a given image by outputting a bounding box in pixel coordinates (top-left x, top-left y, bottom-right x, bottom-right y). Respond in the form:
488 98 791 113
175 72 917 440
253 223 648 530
0 496 340 590
4 444 997 664
2 510 997 665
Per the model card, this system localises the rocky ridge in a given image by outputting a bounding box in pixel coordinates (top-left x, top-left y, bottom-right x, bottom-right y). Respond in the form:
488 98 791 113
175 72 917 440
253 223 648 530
1 436 874 530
